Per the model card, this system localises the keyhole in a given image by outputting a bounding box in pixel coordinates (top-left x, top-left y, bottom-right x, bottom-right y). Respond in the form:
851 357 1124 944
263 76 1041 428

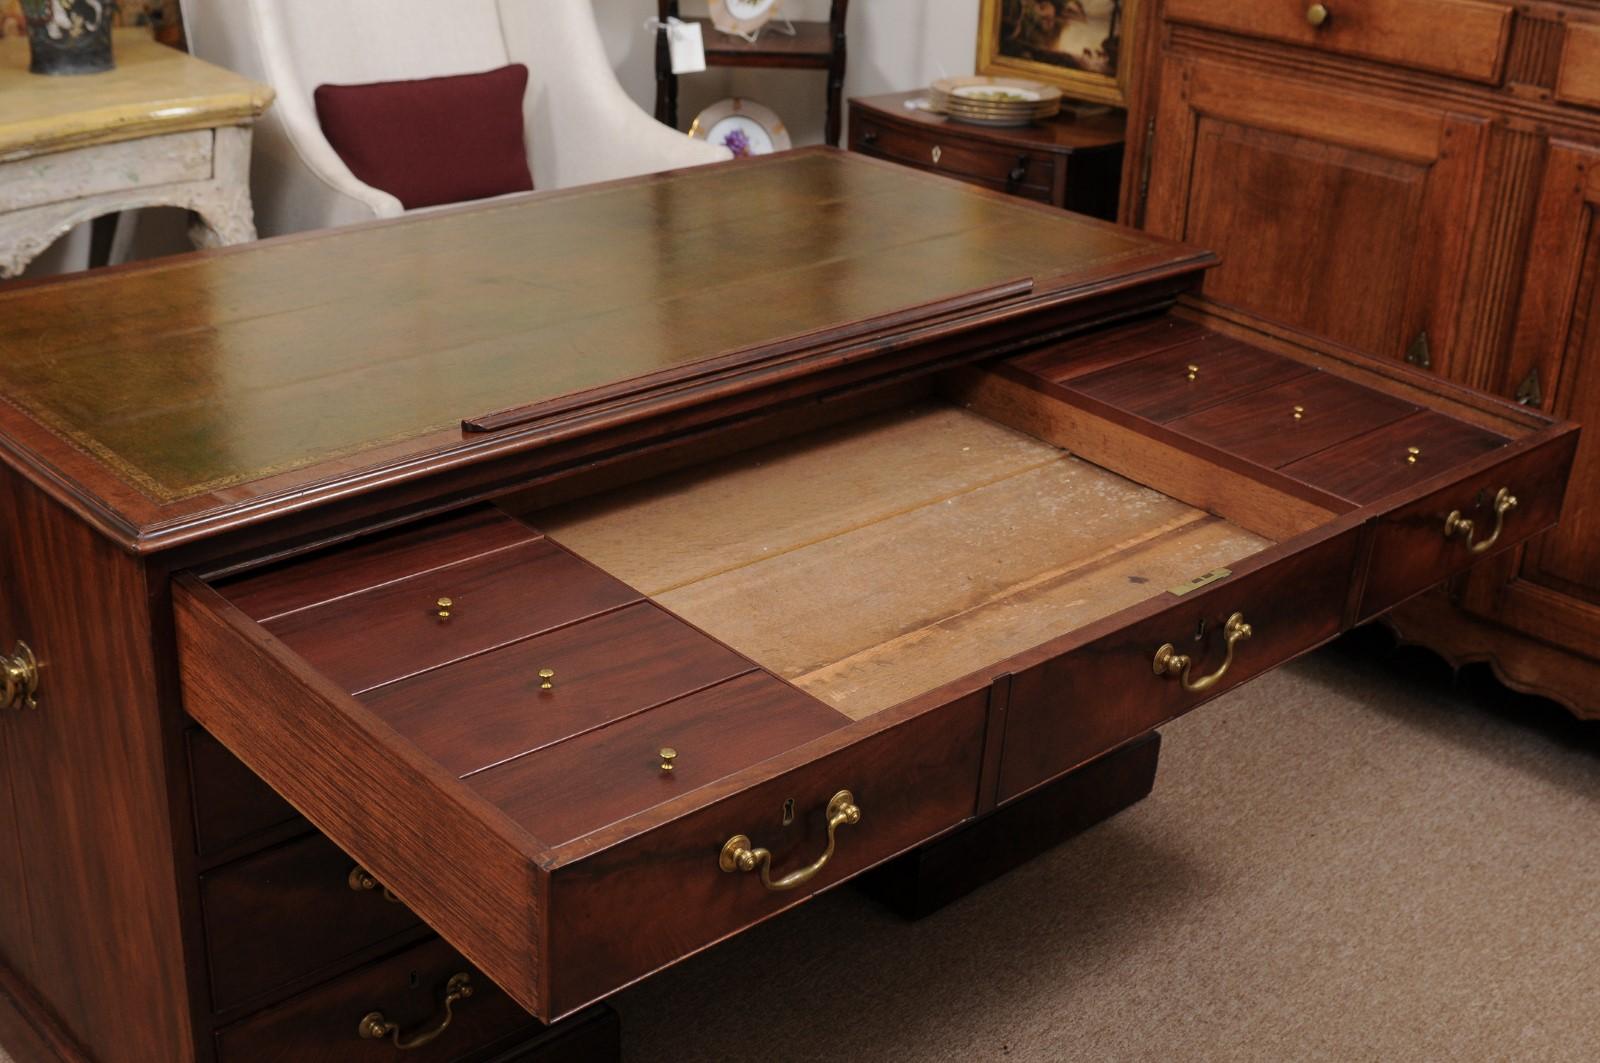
408 970 420 989
1194 617 1207 642
782 798 796 826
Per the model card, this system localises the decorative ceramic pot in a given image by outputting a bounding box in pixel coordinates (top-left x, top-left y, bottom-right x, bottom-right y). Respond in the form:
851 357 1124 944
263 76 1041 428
22 0 116 75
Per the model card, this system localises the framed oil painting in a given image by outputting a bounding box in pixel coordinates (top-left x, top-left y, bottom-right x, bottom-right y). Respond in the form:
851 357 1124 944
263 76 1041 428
976 0 1139 108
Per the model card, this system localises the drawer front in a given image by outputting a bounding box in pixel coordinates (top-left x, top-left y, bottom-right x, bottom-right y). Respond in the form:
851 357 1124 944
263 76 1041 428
997 528 1361 802
1358 431 1580 620
544 688 988 1017
359 601 755 777
201 832 423 1014
0 129 213 212
188 729 300 857
213 937 538 1063
1163 0 1512 83
853 118 1055 200
265 538 639 694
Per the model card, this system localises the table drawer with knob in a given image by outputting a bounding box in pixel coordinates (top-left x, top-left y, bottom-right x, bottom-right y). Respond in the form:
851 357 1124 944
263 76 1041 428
852 117 1055 202
1162 0 1512 84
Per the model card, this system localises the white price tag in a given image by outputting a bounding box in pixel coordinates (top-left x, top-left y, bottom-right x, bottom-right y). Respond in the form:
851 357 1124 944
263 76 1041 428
667 19 706 75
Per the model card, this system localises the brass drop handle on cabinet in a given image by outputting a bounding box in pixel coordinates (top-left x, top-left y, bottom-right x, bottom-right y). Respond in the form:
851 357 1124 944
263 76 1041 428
1306 3 1331 27
1444 487 1518 555
1152 613 1253 694
348 865 402 904
719 790 861 892
358 972 473 1050
1 642 38 712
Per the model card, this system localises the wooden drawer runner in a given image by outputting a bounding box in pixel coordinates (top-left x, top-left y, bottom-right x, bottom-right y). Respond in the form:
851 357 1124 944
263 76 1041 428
1163 0 1512 84
175 318 1574 1021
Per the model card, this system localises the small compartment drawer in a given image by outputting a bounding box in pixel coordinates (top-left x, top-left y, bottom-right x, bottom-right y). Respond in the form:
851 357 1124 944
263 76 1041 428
996 526 1362 803
212 937 539 1063
853 118 1054 198
264 538 639 694
359 602 755 777
1162 0 1512 84
0 129 213 213
1356 430 1580 620
188 729 300 857
201 833 424 1014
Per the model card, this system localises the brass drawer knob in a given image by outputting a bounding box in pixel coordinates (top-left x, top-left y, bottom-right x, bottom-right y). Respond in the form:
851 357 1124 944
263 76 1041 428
1153 612 1253 694
659 746 677 773
1 642 38 712
1186 363 1200 382
720 790 861 892
358 972 473 1050
1307 3 1330 27
348 865 402 904
1444 487 1518 555
435 597 453 620
537 667 555 690
1293 405 1305 421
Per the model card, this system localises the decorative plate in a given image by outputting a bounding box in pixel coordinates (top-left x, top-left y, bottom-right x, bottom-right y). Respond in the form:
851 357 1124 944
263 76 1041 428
688 98 791 158
710 0 781 36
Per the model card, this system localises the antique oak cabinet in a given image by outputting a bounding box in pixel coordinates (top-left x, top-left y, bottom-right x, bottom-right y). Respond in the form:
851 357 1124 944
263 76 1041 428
0 150 1577 1062
1120 0 1600 716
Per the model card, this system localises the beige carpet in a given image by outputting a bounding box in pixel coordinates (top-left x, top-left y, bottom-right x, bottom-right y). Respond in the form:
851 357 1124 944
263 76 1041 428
614 630 1600 1062
4 632 1594 1061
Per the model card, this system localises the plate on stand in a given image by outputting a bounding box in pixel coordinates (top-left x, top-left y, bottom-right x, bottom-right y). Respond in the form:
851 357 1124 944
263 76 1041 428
689 98 792 157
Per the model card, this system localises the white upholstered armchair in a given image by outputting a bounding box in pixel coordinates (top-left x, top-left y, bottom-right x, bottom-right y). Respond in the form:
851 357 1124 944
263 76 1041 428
180 0 731 236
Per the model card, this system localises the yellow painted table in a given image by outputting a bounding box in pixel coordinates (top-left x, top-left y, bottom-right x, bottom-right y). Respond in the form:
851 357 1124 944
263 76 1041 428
0 28 272 278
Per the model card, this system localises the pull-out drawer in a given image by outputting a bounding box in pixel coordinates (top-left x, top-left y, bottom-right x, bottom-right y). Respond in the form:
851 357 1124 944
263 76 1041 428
175 318 1575 1021
1163 0 1512 84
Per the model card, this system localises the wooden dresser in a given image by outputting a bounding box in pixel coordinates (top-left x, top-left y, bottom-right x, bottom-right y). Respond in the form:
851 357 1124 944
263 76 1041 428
0 150 1575 1061
1121 0 1600 715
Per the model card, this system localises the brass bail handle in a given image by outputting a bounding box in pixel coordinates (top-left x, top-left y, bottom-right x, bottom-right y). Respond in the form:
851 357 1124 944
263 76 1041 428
720 790 861 892
1153 612 1253 694
1 642 38 712
1444 487 1518 555
348 865 403 904
358 972 473 1050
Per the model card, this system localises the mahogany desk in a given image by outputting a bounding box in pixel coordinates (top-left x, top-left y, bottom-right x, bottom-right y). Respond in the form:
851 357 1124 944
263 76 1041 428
0 150 1575 1062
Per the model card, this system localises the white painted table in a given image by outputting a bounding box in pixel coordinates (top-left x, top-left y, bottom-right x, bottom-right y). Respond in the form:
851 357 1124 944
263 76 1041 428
0 29 273 279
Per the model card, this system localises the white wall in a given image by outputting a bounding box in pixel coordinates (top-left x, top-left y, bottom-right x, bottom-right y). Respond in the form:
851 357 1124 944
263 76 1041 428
596 0 981 146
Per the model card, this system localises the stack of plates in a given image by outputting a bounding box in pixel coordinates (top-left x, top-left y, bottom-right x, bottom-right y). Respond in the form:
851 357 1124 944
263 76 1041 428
929 76 1062 127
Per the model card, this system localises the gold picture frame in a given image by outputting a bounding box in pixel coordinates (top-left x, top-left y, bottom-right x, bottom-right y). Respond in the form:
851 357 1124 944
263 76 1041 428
976 0 1139 108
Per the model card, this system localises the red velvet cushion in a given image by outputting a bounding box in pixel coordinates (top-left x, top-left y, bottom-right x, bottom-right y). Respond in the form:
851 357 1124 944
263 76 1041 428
314 64 534 211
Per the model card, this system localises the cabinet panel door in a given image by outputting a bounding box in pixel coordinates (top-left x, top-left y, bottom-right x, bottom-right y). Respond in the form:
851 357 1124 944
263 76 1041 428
1146 59 1488 373
1463 141 1600 660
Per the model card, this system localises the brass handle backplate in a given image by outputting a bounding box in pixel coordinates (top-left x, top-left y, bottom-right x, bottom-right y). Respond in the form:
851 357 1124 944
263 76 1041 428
1153 613 1253 694
358 972 473 1050
1 642 38 712
1444 487 1518 555
719 790 861 892
1306 3 1330 27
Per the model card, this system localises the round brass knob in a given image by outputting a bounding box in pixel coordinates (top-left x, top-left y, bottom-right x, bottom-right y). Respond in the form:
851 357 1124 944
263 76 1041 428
659 747 678 773
435 597 453 619
537 667 555 690
1306 3 1330 27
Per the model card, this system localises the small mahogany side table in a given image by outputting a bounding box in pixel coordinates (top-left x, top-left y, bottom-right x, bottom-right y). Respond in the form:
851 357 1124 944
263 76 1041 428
848 90 1126 220
0 29 272 279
